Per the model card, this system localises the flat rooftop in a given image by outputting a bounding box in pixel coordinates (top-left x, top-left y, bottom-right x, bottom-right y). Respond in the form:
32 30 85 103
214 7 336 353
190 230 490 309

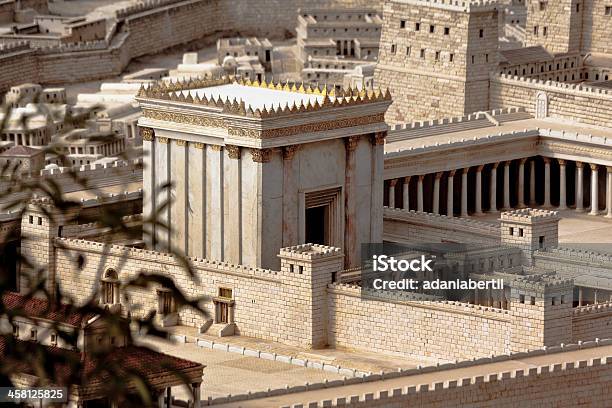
386 117 612 154
186 83 325 110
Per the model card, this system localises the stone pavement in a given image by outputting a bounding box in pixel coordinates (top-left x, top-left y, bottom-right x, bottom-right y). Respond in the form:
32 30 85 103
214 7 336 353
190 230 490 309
165 325 435 374
211 344 612 408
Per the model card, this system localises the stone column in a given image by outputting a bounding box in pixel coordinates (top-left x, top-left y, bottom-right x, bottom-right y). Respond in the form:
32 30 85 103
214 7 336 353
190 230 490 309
503 161 511 210
447 170 456 217
543 157 551 208
475 165 484 215
489 163 498 213
344 137 358 268
607 167 612 218
529 159 536 206
578 287 583 306
576 161 584 211
388 179 397 208
417 175 424 212
518 158 527 208
433 172 442 214
558 159 567 210
403 176 411 210
461 168 468 217
192 383 201 408
590 163 599 215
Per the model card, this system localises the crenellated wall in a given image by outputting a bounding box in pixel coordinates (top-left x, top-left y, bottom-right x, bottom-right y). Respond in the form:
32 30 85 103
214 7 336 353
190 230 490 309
572 303 612 343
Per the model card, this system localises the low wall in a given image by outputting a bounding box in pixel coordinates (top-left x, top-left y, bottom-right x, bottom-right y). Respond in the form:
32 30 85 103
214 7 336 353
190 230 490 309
383 207 499 244
573 303 612 342
327 283 512 361
490 73 612 128
278 354 612 408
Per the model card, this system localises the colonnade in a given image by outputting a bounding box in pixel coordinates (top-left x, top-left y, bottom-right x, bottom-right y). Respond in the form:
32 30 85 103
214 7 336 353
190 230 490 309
387 157 612 217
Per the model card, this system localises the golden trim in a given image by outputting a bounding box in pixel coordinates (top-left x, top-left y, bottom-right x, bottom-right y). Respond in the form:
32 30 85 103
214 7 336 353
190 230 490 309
226 145 241 159
193 142 205 149
140 127 154 141
176 139 187 146
250 149 272 163
157 137 169 144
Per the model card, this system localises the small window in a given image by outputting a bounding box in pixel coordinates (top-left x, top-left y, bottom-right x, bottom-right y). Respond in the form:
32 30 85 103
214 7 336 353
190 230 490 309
13 325 18 338
606 6 612 16
444 27 450 35
420 48 425 59
519 228 524 237
534 26 539 36
576 3 580 12
29 215 33 224
429 25 435 33
543 26 548 36
519 294 525 304
485 53 489 63
539 1 547 11
219 287 233 299
479 28 484 38
561 295 565 304
37 217 42 226
50 333 57 346
30 329 37 340
435 51 440 61
509 227 515 236
406 46 411 56
471 55 475 64
539 236 545 248
400 19 406 28
530 296 536 305
415 22 420 31
391 44 397 54
298 266 304 274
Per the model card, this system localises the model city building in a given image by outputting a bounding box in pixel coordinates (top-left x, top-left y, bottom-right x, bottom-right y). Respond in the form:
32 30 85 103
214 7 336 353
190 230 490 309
0 0 612 406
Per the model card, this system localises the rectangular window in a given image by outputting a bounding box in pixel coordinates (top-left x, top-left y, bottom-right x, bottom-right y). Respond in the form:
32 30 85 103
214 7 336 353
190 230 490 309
485 53 489 63
606 6 612 15
37 217 42 226
435 51 440 61
429 25 435 33
420 48 425 59
530 296 536 305
400 19 406 28
13 325 18 338
406 46 411 55
29 215 33 224
444 27 450 35
533 25 539 35
539 1 547 11
415 22 420 31
543 26 548 36
50 333 57 346
219 287 233 299
576 3 580 12
391 44 397 54
471 55 475 64
159 290 175 315
30 329 37 340
509 227 514 236
519 294 525 304
449 53 454 62
479 28 484 38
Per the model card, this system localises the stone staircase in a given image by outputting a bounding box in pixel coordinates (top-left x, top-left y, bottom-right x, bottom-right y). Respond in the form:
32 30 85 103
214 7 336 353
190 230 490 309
204 322 236 337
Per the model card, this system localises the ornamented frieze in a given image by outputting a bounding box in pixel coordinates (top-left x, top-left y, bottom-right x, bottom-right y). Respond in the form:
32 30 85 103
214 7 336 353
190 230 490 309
226 145 241 159
143 109 225 128
250 149 272 163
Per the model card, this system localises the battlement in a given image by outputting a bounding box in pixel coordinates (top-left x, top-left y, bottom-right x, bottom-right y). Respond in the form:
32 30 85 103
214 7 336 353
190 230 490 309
137 76 391 119
511 274 574 292
0 41 30 55
115 0 193 19
279 244 343 261
494 73 612 98
27 190 142 211
55 237 281 280
501 208 560 223
573 301 612 316
538 247 612 266
38 158 143 177
384 207 498 231
388 0 502 13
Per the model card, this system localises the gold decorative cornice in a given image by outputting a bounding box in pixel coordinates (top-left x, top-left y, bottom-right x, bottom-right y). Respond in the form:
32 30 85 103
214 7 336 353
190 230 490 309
193 142 205 149
250 149 272 163
226 145 241 159
283 145 300 160
228 127 261 138
210 145 222 151
157 137 169 144
176 139 187 146
262 113 385 140
140 127 154 141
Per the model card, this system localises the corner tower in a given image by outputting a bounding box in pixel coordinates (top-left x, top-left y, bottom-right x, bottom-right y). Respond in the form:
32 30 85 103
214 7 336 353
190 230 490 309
524 0 584 54
136 78 391 270
374 0 501 123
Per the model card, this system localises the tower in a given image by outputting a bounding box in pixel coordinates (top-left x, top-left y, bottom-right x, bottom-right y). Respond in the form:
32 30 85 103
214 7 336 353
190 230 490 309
500 208 560 265
374 0 501 123
278 244 343 348
136 77 391 270
524 0 584 54
510 274 573 352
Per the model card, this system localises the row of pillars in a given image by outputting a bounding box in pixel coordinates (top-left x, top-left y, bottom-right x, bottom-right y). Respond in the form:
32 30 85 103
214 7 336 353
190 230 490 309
387 157 612 217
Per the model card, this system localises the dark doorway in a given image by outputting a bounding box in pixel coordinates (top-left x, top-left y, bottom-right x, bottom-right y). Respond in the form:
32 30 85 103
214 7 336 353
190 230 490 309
0 242 19 291
305 205 328 245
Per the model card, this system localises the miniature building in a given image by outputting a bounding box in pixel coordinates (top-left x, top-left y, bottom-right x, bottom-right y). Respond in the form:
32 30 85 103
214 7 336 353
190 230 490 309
136 77 391 269
217 37 273 70
0 144 45 174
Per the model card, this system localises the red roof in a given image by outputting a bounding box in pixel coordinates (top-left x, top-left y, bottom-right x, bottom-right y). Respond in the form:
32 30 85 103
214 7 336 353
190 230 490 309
0 337 203 389
2 292 96 327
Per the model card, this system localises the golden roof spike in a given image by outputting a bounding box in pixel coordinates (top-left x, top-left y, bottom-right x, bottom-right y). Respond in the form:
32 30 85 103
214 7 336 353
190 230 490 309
290 83 297 92
298 82 305 93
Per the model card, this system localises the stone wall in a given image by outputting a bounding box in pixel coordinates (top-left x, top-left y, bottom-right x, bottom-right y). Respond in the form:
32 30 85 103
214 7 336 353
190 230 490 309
490 74 612 128
327 283 512 361
284 354 612 407
582 0 612 55
524 0 582 54
572 303 612 342
383 207 499 244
